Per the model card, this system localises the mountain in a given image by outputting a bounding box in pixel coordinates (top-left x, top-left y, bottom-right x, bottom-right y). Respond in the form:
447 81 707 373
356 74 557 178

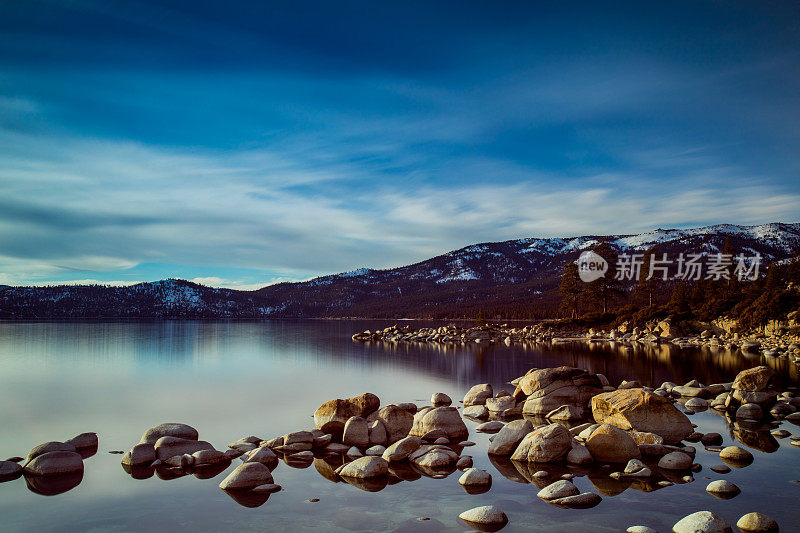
1 222 798 320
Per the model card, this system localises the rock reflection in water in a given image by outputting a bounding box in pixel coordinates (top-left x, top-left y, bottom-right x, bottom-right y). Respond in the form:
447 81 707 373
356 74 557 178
24 471 84 496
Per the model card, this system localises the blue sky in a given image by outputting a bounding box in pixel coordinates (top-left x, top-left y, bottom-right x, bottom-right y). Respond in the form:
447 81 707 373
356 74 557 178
1 1 798 289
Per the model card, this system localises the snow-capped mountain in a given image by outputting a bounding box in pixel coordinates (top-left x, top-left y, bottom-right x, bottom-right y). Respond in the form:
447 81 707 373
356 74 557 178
1 222 798 319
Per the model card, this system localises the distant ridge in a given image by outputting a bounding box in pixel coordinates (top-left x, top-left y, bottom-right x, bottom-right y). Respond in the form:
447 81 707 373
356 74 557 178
1 222 798 320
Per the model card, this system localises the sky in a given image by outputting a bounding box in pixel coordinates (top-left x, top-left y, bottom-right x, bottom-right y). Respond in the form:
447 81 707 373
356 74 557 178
1 1 798 289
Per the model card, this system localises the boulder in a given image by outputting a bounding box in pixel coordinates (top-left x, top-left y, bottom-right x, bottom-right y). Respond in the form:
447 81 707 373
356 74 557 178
463 405 489 419
338 456 389 479
408 445 459 470
736 513 778 533
382 436 422 462
431 392 452 406
194 449 232 466
591 388 693 444
736 403 763 419
476 421 504 433
121 443 156 466
510 424 572 463
658 451 692 470
154 437 214 460
672 511 732 533
65 432 98 450
140 423 199 444
243 447 277 469
27 441 77 461
719 446 753 465
549 492 602 508
458 506 508 528
368 420 387 446
23 451 84 477
488 419 533 455
566 440 593 465
732 366 774 392
368 405 414 444
313 393 380 435
537 479 579 500
342 416 370 448
585 424 640 463
365 445 386 456
409 406 468 441
547 404 584 421
623 458 651 477
463 384 493 406
0 460 23 481
219 462 273 490
486 396 515 412
459 468 491 486
706 480 740 498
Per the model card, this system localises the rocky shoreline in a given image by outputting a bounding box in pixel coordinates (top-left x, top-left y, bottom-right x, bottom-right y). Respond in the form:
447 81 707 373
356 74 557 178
1 363 795 532
352 313 800 364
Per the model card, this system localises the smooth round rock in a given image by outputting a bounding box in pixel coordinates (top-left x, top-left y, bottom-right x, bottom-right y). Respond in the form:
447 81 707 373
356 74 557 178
537 479 579 500
0 460 23 481
719 446 754 466
23 451 84 477
736 512 778 532
431 392 452 406
672 511 732 533
658 451 692 470
219 462 273 490
627 527 658 533
706 479 740 498
458 505 508 527
458 468 492 486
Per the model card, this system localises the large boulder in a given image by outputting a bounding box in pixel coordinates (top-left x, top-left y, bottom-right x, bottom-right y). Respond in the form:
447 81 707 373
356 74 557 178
338 456 389 479
585 424 640 463
463 384 493 406
218 462 273 490
518 367 603 415
342 416 370 448
140 423 199 444
488 419 533 456
510 424 571 463
23 451 84 477
367 405 414 444
313 393 380 435
732 366 777 407
154 436 214 460
591 388 693 444
409 406 468 441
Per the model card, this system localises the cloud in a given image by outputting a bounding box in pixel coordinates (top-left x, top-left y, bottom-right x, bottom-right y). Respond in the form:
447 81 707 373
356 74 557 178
1 126 798 287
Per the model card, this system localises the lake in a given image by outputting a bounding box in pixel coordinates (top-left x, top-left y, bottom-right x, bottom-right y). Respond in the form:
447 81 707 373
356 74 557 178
0 320 798 532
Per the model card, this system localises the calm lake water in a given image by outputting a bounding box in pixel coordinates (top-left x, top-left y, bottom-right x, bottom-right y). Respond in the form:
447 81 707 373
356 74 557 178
1 320 798 532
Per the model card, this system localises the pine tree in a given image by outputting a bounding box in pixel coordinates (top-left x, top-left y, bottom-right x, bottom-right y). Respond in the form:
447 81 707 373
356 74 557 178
586 240 622 313
558 261 583 318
